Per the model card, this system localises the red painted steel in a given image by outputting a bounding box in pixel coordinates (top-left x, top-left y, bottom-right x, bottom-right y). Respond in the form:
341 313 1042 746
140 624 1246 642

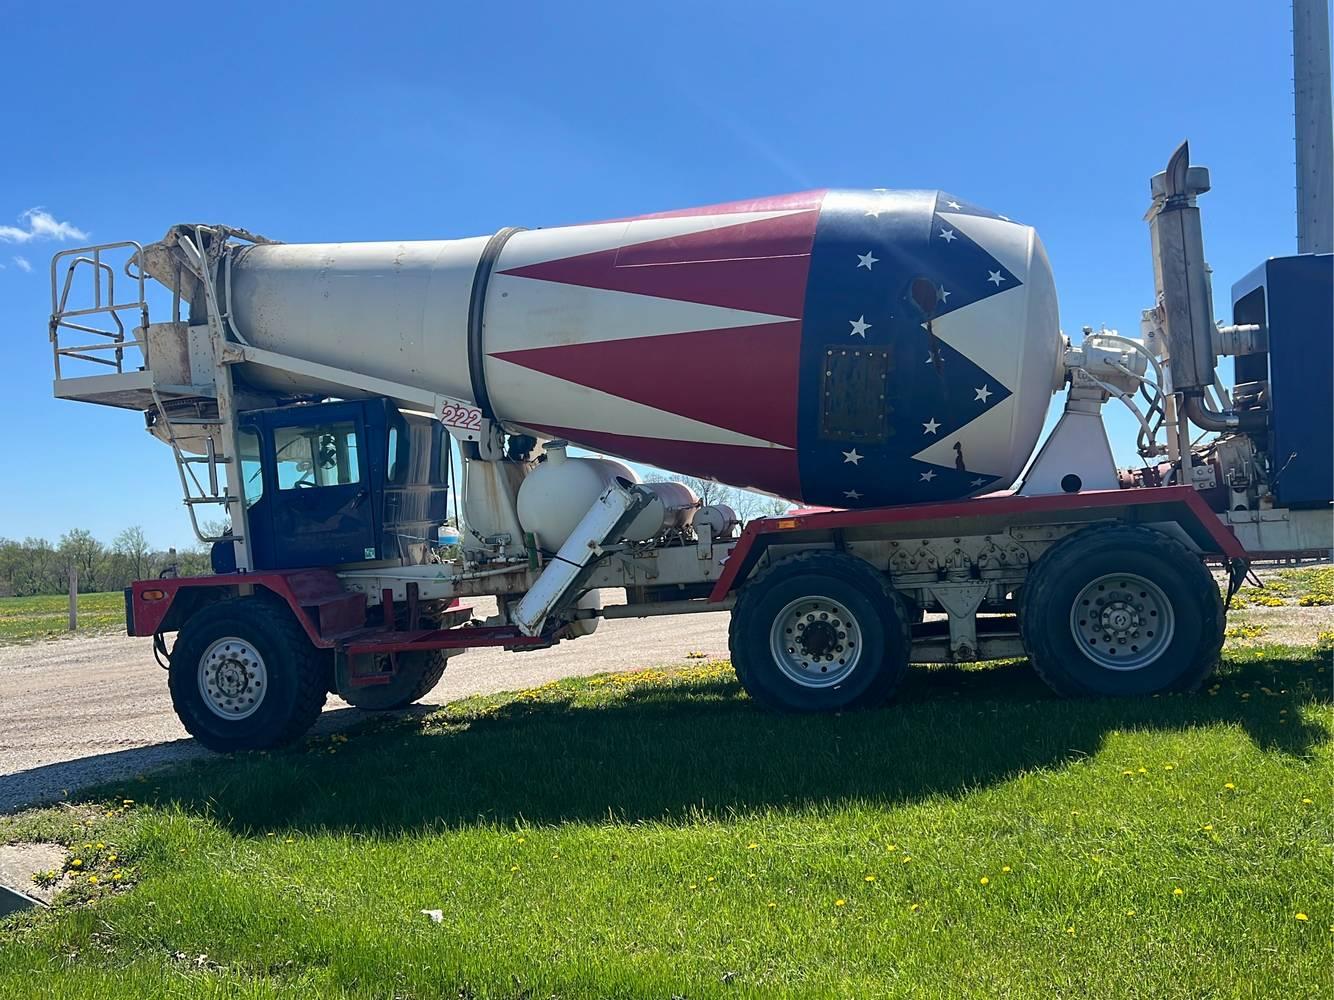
344 625 547 656
707 486 1247 602
492 320 803 447
129 569 356 646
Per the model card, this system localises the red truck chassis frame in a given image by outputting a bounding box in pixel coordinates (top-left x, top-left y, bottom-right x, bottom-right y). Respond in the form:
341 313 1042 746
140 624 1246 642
128 486 1247 667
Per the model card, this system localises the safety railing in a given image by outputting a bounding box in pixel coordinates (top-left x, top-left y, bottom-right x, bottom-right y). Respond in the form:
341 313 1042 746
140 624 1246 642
48 242 149 379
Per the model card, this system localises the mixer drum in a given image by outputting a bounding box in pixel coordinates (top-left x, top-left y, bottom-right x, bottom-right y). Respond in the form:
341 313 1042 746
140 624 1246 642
220 188 1062 508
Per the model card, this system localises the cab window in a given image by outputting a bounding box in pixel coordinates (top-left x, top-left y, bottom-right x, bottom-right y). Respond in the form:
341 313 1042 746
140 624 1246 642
238 427 264 508
274 422 362 490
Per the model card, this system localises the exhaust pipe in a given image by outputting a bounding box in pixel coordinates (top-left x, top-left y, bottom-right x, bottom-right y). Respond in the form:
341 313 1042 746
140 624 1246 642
1148 142 1267 433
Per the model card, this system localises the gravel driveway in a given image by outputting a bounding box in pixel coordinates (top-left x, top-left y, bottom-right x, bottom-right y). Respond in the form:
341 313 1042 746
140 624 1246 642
0 598 731 814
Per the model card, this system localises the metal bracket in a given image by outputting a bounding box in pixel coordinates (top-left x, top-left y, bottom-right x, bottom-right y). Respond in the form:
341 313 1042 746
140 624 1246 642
927 581 989 660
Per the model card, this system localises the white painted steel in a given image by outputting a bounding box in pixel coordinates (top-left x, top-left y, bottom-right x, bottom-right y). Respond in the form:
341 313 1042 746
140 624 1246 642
909 220 1062 489
512 479 649 636
623 481 699 541
214 197 1061 496
516 444 639 551
226 238 489 403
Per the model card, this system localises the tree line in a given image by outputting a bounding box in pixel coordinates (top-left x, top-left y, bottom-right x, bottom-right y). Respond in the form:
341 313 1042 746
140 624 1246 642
0 527 213 597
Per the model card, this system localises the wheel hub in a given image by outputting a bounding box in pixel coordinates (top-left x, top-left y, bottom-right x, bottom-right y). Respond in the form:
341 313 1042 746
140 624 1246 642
769 596 863 689
1069 573 1175 671
198 637 268 721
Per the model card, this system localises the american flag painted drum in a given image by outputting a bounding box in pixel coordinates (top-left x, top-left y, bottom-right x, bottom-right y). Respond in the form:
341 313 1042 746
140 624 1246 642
224 189 1063 508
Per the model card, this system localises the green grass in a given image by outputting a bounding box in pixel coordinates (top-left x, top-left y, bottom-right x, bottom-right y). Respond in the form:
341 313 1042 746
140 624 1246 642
2 648 1331 999
1234 565 1334 608
0 592 125 646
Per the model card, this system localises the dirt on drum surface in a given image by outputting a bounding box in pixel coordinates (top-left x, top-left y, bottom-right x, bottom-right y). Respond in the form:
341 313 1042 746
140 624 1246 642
1 570 1328 816
0 595 732 814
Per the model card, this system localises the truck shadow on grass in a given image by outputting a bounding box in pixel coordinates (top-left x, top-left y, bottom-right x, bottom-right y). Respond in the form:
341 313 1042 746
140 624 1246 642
117 649 1331 836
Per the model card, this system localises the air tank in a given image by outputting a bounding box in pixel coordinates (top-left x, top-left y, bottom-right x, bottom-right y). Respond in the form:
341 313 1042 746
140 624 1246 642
202 188 1062 508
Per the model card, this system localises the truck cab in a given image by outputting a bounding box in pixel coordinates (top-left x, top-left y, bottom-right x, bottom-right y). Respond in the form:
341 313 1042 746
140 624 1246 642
223 398 449 572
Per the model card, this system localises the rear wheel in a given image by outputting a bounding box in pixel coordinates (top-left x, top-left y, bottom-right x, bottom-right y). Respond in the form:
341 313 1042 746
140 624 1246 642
340 651 450 711
1019 525 1223 697
729 551 910 712
168 596 328 752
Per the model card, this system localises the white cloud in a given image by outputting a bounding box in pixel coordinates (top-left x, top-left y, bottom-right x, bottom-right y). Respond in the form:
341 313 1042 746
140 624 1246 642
13 255 32 273
0 208 88 244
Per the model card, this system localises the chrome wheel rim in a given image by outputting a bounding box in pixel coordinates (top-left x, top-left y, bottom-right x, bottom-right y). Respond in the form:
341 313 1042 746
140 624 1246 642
769 595 863 688
198 636 267 720
1069 573 1175 671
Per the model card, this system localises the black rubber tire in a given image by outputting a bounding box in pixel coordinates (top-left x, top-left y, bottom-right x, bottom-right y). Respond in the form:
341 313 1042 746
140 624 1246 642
168 596 328 753
1019 525 1224 697
729 551 911 712
340 651 450 711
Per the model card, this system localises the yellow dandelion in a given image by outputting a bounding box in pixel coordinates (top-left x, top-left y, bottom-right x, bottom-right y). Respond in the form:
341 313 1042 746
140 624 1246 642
96 843 105 850
689 883 698 890
1164 764 1174 771
517 837 526 844
1173 887 1184 896
706 876 716 883
1125 909 1136 916
901 855 912 864
767 902 776 908
864 875 876 882
1122 770 1134 776
747 842 760 850
1203 824 1213 831
1302 798 1313 805
1002 866 1012 873
1137 767 1147 774
510 865 520 872
112 873 123 882
980 876 990 885
835 899 846 907
71 859 82 868
909 903 921 913
1296 912 1309 921
1224 783 1236 790
87 875 98 885
886 843 898 851
1066 926 1076 936
1071 810 1081 816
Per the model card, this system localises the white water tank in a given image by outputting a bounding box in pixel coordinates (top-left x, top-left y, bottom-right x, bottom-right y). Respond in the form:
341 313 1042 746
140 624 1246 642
623 481 699 542
516 443 639 551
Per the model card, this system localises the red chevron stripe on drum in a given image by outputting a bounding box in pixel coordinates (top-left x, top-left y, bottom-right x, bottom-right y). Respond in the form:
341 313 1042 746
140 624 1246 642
528 425 803 501
491 321 801 447
499 210 821 317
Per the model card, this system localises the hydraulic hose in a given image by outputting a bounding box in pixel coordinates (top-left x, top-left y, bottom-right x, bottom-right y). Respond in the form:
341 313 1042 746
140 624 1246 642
1182 393 1267 432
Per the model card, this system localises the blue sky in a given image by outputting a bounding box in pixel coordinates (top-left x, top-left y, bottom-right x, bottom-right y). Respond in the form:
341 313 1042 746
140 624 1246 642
0 0 1309 550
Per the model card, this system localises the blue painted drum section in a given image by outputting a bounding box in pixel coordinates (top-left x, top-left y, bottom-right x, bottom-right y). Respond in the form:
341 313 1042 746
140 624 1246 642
795 190 1024 508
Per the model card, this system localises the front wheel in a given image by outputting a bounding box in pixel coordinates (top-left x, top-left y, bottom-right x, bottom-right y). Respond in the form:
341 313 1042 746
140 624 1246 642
729 551 911 712
168 597 328 752
1019 525 1223 697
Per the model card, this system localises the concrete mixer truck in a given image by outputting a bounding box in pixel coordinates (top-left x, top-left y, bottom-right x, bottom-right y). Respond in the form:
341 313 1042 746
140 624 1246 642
44 142 1332 752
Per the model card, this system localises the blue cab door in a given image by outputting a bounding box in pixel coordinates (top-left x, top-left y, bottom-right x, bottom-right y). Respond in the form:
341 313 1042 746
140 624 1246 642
242 401 382 570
